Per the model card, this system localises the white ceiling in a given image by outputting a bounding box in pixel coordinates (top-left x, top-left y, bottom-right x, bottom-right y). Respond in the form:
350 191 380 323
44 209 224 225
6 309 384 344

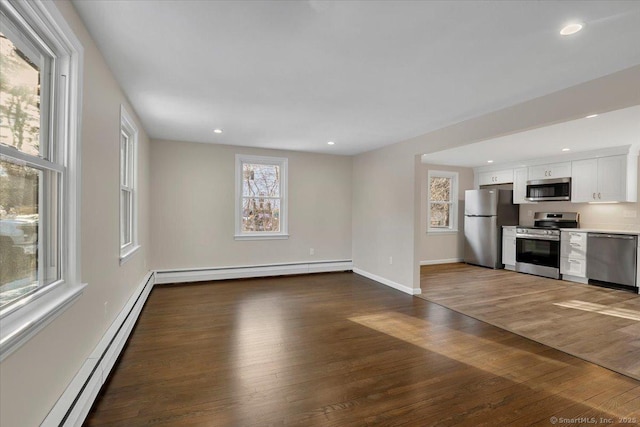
71 1 640 155
421 105 640 168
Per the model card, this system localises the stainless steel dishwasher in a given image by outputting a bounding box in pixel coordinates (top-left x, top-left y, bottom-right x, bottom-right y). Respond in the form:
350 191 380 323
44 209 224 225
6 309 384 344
586 233 637 287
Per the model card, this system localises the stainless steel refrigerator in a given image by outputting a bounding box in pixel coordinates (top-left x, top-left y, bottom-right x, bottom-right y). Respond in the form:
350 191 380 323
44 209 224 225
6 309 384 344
464 189 519 269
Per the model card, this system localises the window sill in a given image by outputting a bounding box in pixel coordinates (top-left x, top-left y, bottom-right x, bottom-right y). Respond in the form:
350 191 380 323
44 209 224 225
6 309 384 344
427 229 459 235
0 281 86 362
120 245 141 265
234 233 290 241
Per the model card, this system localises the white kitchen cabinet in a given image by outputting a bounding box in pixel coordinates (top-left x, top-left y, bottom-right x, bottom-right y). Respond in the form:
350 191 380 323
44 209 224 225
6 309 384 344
561 257 587 278
571 155 637 203
598 156 631 202
560 231 587 283
513 167 533 204
528 162 571 181
502 227 516 270
478 169 513 186
560 231 587 260
570 158 598 203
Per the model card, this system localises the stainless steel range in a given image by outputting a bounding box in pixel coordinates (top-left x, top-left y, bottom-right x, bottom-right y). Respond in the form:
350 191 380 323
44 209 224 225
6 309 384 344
515 212 579 279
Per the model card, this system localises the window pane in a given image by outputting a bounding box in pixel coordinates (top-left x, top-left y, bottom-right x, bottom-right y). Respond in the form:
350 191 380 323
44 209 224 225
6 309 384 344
430 202 450 228
120 189 131 246
0 160 39 307
120 132 128 186
0 30 44 157
242 163 280 197
242 197 280 232
430 177 451 202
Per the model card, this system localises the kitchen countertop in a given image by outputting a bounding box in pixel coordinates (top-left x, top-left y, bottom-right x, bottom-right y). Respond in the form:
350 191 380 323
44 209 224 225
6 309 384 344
560 228 640 236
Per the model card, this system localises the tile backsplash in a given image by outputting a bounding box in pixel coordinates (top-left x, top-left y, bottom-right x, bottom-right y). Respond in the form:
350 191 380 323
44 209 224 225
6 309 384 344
518 201 640 231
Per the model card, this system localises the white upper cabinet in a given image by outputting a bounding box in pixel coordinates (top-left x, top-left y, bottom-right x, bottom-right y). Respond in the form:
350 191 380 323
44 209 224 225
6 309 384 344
598 156 630 202
528 162 571 181
571 155 637 203
478 169 513 186
513 167 532 204
571 159 598 202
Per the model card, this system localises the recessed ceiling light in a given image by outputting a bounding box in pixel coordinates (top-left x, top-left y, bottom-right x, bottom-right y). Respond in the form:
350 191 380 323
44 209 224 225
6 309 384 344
585 114 598 119
327 141 335 145
560 23 583 36
213 129 223 134
487 160 494 163
562 148 570 152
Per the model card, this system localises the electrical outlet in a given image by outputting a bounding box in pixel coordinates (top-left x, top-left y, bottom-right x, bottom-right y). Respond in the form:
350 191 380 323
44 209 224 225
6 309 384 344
309 248 315 256
389 256 393 265
527 210 533 218
623 210 637 218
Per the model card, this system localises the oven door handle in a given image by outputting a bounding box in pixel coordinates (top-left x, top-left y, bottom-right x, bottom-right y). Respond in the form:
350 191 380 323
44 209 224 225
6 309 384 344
516 234 560 241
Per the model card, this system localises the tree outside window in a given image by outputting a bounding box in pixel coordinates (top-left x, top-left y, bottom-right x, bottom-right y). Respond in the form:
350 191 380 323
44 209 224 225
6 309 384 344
235 155 288 240
427 171 458 232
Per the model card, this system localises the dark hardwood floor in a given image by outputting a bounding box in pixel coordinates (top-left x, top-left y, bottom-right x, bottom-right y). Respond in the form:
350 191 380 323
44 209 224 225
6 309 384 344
84 272 640 426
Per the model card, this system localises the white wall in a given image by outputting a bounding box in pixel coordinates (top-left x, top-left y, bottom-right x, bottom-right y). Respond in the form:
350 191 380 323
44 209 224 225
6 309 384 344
0 1 151 426
420 164 474 263
352 65 640 292
150 139 352 270
352 148 419 291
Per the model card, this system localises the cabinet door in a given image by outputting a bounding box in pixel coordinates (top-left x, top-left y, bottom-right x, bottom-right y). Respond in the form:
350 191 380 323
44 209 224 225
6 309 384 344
502 233 516 266
548 162 572 178
513 167 530 204
597 155 627 202
571 159 598 203
528 165 549 181
493 169 514 184
478 171 494 186
528 162 571 180
478 169 513 186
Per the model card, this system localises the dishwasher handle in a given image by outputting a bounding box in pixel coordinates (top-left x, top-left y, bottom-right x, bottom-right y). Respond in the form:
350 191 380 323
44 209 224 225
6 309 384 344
587 233 637 240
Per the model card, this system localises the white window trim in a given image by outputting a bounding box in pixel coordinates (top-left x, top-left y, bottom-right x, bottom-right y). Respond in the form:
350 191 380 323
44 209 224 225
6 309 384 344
0 0 85 362
234 154 289 240
119 105 140 264
427 170 459 234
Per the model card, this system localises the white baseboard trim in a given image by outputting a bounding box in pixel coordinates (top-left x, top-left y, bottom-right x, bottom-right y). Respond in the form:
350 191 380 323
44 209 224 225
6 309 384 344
420 258 463 266
154 260 353 285
352 268 421 295
42 271 155 427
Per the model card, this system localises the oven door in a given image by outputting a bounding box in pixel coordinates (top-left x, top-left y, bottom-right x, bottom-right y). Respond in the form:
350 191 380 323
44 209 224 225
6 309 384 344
516 237 560 268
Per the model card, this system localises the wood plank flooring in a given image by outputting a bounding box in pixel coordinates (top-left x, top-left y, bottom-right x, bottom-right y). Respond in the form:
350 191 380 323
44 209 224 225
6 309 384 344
84 272 640 426
418 263 640 381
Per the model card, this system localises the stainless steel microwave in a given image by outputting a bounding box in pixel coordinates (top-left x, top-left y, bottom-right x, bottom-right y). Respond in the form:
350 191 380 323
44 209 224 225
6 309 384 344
526 177 571 201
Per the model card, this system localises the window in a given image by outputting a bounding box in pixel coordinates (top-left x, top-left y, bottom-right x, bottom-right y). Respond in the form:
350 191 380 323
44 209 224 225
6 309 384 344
427 170 458 232
235 155 288 240
119 106 139 262
0 0 83 361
